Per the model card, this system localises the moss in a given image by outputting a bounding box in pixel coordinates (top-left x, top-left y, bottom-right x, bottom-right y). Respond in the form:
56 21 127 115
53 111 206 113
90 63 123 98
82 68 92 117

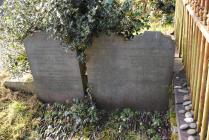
168 84 178 140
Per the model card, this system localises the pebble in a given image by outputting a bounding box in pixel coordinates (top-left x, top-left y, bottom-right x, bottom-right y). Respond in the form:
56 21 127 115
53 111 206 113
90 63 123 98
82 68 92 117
189 123 197 129
46 137 54 140
185 105 192 111
187 129 197 135
185 112 193 118
174 85 182 89
48 125 52 129
178 110 186 114
183 101 192 106
184 118 194 123
180 124 189 130
183 95 190 101
188 136 195 140
178 89 189 94
182 82 187 87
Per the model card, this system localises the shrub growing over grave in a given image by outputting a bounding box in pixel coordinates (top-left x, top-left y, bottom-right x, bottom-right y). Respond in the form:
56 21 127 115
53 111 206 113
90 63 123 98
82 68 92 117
0 0 175 76
0 0 48 77
0 0 149 74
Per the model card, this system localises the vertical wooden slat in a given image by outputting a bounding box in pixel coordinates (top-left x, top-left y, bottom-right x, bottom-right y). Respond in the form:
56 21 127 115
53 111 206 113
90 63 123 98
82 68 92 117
181 5 186 58
179 1 184 57
200 0 205 21
192 2 198 81
185 11 190 70
197 0 201 17
190 20 194 92
203 0 209 24
197 41 209 131
188 15 193 80
190 23 197 99
194 36 206 120
206 123 209 140
200 56 209 140
192 28 202 109
186 15 191 78
183 6 188 65
176 0 209 137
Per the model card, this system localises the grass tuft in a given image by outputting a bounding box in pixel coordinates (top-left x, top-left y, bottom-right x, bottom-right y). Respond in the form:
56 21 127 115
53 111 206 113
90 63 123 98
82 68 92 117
0 71 41 140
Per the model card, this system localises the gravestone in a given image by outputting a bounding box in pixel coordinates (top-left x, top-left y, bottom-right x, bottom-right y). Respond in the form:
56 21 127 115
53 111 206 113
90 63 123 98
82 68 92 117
24 32 83 103
86 31 175 111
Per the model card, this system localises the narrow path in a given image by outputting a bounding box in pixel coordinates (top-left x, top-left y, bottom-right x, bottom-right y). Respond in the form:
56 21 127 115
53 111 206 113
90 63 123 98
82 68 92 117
174 50 200 140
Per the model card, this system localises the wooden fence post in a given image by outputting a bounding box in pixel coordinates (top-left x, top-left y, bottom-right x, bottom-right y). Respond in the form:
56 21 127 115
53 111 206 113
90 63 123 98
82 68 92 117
191 24 198 100
206 124 209 140
192 27 201 109
194 36 206 120
200 60 209 140
197 42 209 131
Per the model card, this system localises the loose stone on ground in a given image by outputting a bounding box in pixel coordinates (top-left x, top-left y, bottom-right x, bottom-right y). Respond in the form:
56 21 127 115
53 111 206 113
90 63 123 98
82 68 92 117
174 85 182 89
185 112 193 118
185 105 192 111
180 124 189 130
183 95 190 101
188 136 195 140
178 110 186 114
178 89 189 94
183 101 192 106
184 118 194 123
189 123 197 129
182 82 187 88
187 129 197 135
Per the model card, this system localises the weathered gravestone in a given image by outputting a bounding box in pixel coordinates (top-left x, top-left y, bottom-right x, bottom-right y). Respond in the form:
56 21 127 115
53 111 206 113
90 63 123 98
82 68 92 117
24 32 83 103
86 31 175 111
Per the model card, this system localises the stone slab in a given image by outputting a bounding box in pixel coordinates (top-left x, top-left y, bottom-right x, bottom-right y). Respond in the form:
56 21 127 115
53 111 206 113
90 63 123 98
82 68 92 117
86 31 175 111
4 81 37 94
24 32 83 103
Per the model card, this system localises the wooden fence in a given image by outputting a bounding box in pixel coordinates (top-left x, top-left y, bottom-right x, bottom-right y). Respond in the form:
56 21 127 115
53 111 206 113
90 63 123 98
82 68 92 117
175 0 209 139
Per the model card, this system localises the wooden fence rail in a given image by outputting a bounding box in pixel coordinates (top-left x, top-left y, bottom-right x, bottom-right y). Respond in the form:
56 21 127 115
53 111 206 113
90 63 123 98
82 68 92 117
175 0 209 139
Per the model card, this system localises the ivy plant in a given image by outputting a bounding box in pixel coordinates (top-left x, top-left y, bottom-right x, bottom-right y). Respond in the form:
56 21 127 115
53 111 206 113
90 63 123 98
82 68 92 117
45 0 149 60
0 0 149 76
0 0 48 76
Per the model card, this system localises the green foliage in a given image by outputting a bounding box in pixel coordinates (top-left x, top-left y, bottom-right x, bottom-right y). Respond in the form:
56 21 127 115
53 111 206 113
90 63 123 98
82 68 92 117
35 93 170 140
45 0 149 56
36 91 100 139
149 0 175 25
0 73 43 140
0 43 30 77
0 75 171 140
0 0 47 77
0 98 40 140
0 0 149 75
0 0 47 41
